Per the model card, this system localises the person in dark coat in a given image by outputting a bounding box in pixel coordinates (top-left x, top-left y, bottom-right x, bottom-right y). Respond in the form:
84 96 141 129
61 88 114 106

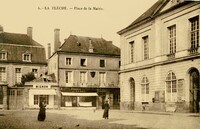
103 100 110 119
37 100 46 121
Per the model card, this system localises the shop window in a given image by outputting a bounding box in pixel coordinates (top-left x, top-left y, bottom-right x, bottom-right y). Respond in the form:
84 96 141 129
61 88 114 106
34 95 49 105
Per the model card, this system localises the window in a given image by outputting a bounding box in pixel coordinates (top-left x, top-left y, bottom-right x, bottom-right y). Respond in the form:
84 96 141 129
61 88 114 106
32 69 38 77
15 68 22 83
66 58 72 65
143 36 149 60
0 67 6 82
129 41 134 63
34 95 49 105
166 71 177 102
100 59 105 67
0 52 7 60
168 25 176 54
99 72 106 86
141 76 149 102
0 86 3 104
9 90 15 96
23 53 31 62
80 72 87 84
189 16 199 50
80 59 87 67
65 71 72 83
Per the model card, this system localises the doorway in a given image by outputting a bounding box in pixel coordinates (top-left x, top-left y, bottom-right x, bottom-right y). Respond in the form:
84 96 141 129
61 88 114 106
130 78 135 110
189 68 200 113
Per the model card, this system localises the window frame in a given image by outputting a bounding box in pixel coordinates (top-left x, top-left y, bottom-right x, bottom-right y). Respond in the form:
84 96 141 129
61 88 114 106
168 25 176 54
143 36 149 60
22 53 31 62
100 59 106 68
65 57 72 65
0 67 6 82
0 51 7 60
129 41 134 63
15 68 22 83
80 58 87 67
141 76 149 102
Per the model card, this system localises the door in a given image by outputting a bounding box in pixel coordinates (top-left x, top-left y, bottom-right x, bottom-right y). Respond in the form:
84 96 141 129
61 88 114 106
130 78 135 110
190 69 200 113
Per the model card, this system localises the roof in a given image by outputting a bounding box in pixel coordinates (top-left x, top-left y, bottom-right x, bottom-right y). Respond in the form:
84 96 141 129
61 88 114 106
0 32 47 64
59 35 120 56
0 32 42 46
118 0 193 35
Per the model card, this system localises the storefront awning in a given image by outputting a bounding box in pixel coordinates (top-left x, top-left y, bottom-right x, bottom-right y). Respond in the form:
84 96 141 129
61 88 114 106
61 92 98 96
30 89 57 95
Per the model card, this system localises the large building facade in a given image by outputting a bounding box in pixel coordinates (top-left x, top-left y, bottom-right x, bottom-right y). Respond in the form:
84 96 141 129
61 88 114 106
118 0 200 113
0 26 47 109
48 33 120 109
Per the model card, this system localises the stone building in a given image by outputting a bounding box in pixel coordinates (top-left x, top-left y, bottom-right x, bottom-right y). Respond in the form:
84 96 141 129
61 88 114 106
48 30 120 109
118 0 200 112
0 26 47 109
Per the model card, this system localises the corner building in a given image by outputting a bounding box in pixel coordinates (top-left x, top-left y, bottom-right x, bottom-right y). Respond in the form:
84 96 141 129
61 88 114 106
118 0 200 113
48 34 120 109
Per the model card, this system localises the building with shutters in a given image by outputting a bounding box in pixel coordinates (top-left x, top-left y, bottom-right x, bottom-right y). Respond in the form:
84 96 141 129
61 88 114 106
48 32 120 109
118 0 200 113
0 26 47 109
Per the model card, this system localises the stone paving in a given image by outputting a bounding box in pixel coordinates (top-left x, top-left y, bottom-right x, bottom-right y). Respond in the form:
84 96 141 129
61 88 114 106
0 109 200 129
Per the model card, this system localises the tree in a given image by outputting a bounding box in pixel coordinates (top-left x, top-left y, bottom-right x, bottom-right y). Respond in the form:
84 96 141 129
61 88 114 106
21 72 36 85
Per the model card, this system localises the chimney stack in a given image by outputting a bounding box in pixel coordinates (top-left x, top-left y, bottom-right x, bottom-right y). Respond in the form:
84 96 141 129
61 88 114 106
27 27 33 39
0 25 4 33
54 28 61 52
89 39 94 53
47 43 51 59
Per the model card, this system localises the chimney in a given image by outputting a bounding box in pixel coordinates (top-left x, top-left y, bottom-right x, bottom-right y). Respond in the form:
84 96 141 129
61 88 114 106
47 43 51 59
0 25 3 33
89 39 94 53
54 28 61 52
27 27 33 39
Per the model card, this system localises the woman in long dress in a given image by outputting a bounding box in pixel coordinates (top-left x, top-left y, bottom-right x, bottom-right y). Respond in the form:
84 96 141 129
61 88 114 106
37 101 46 121
103 100 110 119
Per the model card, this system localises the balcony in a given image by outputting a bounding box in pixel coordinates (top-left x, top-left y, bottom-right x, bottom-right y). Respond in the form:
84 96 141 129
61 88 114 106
188 47 199 55
166 53 175 60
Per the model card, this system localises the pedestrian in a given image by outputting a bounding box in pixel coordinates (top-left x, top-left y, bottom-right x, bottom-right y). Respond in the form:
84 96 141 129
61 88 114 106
103 100 110 119
37 100 46 121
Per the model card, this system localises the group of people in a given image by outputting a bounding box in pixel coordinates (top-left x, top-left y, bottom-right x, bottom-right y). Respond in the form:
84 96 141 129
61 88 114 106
37 100 110 121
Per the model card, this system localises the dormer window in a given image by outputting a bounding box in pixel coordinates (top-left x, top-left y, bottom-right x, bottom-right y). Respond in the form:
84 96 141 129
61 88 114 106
22 51 31 62
0 51 7 60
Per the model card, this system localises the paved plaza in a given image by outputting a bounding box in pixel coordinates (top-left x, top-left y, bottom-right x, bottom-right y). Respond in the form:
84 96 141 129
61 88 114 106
0 109 200 129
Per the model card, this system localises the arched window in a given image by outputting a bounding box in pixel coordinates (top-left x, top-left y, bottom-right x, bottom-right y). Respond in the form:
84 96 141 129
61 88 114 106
141 76 149 102
166 71 177 102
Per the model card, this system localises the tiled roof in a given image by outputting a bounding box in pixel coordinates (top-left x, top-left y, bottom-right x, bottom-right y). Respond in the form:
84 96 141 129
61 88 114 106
0 32 46 64
0 32 42 46
59 35 120 56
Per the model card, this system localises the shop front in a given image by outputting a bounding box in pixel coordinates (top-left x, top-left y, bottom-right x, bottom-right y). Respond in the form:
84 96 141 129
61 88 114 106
61 92 98 107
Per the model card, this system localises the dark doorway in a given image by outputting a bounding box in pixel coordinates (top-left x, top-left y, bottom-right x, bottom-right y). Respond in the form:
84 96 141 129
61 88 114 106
130 78 135 110
189 68 200 113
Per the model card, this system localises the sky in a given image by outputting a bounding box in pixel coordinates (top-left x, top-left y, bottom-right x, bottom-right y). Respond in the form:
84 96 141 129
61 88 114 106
0 0 157 54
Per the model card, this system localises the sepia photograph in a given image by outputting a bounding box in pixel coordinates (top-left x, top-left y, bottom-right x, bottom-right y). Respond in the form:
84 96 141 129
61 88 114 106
0 0 200 129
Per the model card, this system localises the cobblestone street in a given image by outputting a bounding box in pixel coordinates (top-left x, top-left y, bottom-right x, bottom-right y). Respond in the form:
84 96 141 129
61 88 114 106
0 109 200 129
